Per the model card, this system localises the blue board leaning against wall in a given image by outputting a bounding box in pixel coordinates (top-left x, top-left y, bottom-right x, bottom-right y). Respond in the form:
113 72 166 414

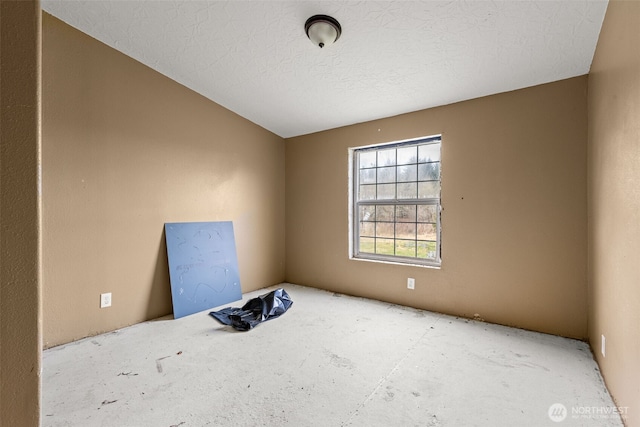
164 221 242 319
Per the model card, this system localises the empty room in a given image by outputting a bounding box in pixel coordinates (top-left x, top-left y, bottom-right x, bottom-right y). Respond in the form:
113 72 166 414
1 0 638 426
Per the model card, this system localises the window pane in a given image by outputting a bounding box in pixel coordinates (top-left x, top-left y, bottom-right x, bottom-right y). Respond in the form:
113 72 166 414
397 146 417 165
359 237 375 254
418 163 440 181
375 238 395 255
354 138 441 266
359 151 376 169
396 205 416 222
419 143 441 162
417 205 437 222
417 223 437 240
377 166 395 183
360 221 375 237
377 184 395 199
397 165 417 182
378 149 396 166
418 181 440 198
359 184 376 200
375 222 394 238
360 168 376 184
417 241 437 260
395 240 416 257
360 205 376 221
397 183 417 199
376 205 394 221
396 223 416 239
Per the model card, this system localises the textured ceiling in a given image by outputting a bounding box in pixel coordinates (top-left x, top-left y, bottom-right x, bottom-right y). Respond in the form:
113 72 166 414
41 1 608 138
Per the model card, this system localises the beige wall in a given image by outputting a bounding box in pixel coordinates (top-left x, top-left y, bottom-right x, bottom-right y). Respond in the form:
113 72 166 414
42 14 285 348
588 1 640 425
286 77 588 339
3 3 634 424
0 0 42 425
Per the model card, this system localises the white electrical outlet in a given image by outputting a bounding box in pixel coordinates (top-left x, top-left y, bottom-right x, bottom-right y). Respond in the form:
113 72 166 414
601 334 606 357
100 293 112 308
407 278 415 290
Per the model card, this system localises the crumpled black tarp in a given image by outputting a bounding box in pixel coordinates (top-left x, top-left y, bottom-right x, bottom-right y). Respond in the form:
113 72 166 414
209 288 293 331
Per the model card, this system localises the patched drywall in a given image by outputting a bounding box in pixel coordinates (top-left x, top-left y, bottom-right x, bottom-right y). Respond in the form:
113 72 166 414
42 14 285 348
286 77 588 339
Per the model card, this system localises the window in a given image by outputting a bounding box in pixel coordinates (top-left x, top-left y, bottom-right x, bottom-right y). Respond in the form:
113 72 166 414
352 136 442 267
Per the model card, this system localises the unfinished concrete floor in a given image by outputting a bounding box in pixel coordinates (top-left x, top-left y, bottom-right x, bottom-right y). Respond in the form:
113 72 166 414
43 284 623 427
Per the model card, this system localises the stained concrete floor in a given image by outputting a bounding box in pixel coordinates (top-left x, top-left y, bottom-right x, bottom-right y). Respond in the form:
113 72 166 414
43 284 623 427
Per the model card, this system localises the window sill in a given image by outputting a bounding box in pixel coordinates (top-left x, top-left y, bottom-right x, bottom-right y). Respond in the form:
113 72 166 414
349 255 441 269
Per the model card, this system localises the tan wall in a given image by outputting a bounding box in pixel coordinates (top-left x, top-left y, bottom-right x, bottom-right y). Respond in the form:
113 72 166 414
286 77 588 339
588 1 640 425
42 14 285 348
0 0 42 425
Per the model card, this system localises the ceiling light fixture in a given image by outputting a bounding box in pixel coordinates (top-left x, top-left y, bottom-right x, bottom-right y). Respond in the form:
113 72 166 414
305 15 341 48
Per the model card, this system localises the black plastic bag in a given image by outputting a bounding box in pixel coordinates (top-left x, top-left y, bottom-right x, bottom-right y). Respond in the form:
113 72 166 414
209 288 293 331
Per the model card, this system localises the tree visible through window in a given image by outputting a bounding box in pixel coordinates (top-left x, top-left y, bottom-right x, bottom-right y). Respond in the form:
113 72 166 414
352 136 441 266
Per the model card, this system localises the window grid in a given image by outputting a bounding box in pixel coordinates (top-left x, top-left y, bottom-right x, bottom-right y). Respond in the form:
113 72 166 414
353 137 441 266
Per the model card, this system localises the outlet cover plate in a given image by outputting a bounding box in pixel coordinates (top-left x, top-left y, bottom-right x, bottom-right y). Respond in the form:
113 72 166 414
100 293 112 308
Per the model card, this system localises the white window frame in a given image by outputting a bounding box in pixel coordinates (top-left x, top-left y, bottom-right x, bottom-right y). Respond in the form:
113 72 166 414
350 135 442 268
